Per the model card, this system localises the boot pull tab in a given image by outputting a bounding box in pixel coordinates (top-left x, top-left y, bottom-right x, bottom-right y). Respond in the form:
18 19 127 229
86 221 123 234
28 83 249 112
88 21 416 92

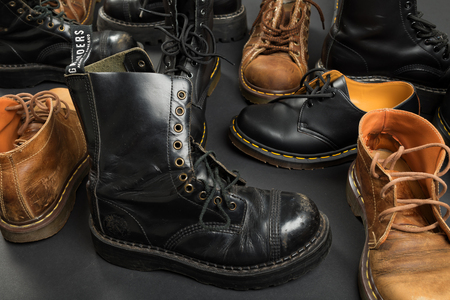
65 25 93 75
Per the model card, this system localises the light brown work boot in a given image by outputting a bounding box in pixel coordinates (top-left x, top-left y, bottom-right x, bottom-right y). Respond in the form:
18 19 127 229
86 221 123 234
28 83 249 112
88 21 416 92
0 89 88 243
54 0 99 24
239 0 324 104
346 108 450 300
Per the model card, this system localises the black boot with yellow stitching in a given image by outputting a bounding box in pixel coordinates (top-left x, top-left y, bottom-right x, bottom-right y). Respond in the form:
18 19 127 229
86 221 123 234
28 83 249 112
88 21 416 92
229 69 420 170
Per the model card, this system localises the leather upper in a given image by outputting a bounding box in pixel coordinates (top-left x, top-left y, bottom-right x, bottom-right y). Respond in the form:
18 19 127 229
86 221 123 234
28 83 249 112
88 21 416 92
235 70 420 156
54 0 96 24
321 0 450 89
0 0 138 67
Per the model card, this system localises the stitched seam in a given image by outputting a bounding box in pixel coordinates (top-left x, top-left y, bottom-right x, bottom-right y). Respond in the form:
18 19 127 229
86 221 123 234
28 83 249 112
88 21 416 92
212 5 245 19
232 119 356 160
438 108 450 137
366 251 378 299
200 122 206 145
0 164 5 220
210 57 219 79
0 156 88 228
8 156 33 220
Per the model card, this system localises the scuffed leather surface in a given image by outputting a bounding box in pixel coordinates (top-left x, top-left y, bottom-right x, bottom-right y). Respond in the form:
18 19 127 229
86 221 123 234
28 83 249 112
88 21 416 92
0 97 87 225
321 0 450 88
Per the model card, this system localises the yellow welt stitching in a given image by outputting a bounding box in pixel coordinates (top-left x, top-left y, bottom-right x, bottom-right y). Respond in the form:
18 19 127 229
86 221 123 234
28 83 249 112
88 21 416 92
210 58 220 79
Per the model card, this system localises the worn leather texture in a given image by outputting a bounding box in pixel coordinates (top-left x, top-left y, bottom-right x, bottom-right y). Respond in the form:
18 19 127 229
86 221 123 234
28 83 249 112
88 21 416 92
54 0 97 24
321 0 450 89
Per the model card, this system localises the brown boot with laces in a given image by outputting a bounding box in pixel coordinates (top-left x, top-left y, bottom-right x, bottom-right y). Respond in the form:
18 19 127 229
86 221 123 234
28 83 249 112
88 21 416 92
239 0 324 104
0 89 88 243
347 108 450 300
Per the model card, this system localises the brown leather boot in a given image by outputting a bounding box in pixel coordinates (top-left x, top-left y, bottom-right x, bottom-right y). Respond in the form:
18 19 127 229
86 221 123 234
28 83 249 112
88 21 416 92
54 0 99 24
239 0 324 104
0 89 88 243
347 108 450 300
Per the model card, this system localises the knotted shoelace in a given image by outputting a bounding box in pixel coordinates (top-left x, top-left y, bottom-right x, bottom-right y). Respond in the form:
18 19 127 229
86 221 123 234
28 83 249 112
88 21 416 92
252 0 325 55
193 147 240 231
370 143 450 233
408 11 449 59
4 91 69 146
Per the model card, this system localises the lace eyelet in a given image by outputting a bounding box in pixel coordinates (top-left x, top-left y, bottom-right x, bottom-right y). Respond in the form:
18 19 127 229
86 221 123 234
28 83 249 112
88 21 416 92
17 8 24 14
175 157 185 167
173 140 183 150
404 1 412 9
188 73 193 78
8 1 15 7
175 106 185 116
434 46 440 53
295 51 300 57
179 173 188 182
138 60 146 68
177 90 187 100
191 61 198 66
293 41 299 46
48 22 54 28
174 123 183 133
199 22 204 28
200 9 205 15
37 19 43 25
58 25 65 31
26 14 32 21
214 196 222 205
198 191 207 200
185 183 194 193
229 202 237 211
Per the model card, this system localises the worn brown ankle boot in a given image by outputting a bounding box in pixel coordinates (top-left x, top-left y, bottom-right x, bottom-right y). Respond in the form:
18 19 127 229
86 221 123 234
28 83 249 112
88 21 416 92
0 89 88 243
347 108 450 300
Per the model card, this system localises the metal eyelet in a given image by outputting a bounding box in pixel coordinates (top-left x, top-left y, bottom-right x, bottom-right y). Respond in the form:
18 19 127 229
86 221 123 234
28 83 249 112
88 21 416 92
199 22 204 28
404 1 412 9
174 123 183 133
58 25 65 31
191 61 198 66
48 22 54 28
214 196 222 205
177 90 186 100
229 202 237 211
175 106 185 116
138 60 145 68
295 51 300 57
9 1 15 7
37 19 43 25
293 41 299 46
26 14 32 21
17 8 24 14
173 140 183 150
185 183 194 193
179 173 188 182
175 157 185 167
198 191 207 200
187 73 193 78
200 9 205 15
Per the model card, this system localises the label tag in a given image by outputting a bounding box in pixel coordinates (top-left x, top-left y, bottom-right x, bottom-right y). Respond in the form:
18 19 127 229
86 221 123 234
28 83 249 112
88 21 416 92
65 25 93 74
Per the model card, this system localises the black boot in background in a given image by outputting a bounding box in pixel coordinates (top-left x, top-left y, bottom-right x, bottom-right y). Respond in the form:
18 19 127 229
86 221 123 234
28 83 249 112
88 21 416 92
433 87 450 145
318 0 450 116
0 0 138 88
97 0 247 44
65 47 332 290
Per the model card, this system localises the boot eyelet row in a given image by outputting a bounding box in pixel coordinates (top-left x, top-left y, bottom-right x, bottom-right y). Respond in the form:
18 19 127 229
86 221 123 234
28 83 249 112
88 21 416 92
177 90 186 100
175 157 185 167
138 60 146 68
173 140 183 150
179 173 188 182
175 107 185 116
174 123 183 132
198 191 207 200
185 183 194 193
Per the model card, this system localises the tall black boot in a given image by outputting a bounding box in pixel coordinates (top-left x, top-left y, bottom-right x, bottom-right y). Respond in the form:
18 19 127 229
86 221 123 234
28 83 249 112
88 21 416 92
319 0 450 116
65 47 332 290
0 0 138 88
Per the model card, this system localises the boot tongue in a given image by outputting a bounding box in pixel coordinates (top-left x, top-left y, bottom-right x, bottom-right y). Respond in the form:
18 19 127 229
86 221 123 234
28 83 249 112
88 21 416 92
0 98 21 152
15 122 43 146
330 75 350 98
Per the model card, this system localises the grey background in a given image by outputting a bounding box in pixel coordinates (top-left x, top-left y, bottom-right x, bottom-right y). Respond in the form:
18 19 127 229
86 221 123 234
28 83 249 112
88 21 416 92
0 0 449 299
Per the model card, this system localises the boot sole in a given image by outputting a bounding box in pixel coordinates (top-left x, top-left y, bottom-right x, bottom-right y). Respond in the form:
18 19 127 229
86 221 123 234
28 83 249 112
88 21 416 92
0 156 90 243
316 59 446 116
432 108 450 146
228 116 356 170
0 63 65 88
90 211 331 290
97 5 248 45
346 162 384 300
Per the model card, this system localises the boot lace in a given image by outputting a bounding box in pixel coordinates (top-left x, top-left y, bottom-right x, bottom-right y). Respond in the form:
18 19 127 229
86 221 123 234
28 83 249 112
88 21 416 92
408 11 450 59
370 143 450 233
4 91 69 146
140 8 232 77
193 147 240 231
30 0 70 28
252 0 325 55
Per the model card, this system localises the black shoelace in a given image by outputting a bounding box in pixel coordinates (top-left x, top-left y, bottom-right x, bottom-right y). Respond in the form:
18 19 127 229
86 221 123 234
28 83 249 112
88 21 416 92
408 11 449 59
193 146 240 231
30 0 68 26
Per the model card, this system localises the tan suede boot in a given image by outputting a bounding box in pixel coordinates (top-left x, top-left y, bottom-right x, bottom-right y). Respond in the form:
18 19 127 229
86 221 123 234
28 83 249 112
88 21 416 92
239 0 324 104
347 108 450 300
0 89 88 242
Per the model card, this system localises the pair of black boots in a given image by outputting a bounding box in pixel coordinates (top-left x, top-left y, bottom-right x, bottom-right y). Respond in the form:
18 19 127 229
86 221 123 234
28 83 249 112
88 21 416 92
65 0 331 290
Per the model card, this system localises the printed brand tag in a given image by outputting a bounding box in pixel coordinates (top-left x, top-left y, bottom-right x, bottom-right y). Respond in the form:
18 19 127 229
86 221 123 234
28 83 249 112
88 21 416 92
65 25 93 74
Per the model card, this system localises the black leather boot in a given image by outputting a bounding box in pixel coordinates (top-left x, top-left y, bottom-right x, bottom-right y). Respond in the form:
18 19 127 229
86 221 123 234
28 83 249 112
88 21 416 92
97 0 247 44
65 48 332 290
0 0 138 88
318 0 450 116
